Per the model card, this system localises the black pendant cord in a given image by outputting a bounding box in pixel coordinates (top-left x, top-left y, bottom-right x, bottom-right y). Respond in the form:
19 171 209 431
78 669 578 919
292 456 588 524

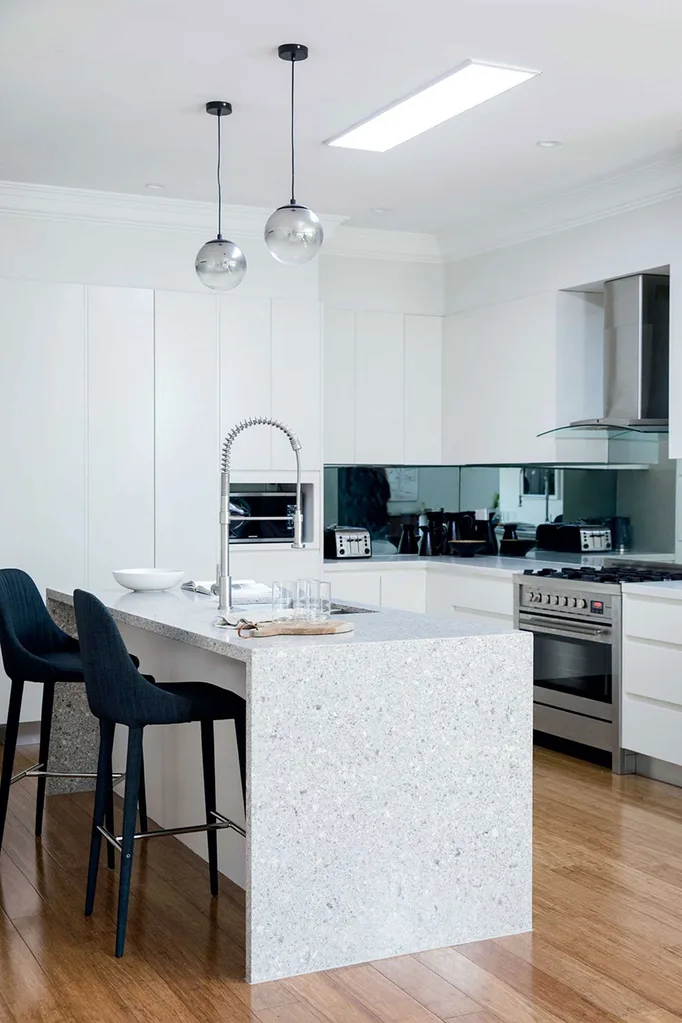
290 57 296 206
216 112 223 240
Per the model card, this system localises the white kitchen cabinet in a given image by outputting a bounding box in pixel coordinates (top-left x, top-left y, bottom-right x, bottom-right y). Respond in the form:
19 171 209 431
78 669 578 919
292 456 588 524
220 295 271 472
220 296 321 473
426 567 514 621
442 293 558 465
404 315 442 465
87 287 155 590
323 310 442 466
271 299 321 471
354 311 405 464
380 570 427 613
0 280 87 723
621 592 682 767
325 570 382 607
156 290 219 579
323 307 355 464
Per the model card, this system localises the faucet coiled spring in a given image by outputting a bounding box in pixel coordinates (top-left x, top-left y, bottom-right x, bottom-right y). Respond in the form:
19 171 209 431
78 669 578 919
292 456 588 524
221 417 302 474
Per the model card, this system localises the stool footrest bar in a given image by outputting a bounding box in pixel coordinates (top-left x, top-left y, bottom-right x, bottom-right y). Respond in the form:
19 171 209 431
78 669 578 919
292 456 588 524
12 764 124 785
97 813 245 850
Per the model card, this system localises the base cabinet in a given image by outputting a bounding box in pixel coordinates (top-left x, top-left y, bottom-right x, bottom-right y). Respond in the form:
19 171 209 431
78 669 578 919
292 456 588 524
324 568 427 613
426 568 513 622
622 593 682 767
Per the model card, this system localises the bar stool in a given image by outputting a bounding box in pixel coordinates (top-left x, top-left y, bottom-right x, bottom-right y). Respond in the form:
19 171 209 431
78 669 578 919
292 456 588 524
0 569 149 855
73 589 246 957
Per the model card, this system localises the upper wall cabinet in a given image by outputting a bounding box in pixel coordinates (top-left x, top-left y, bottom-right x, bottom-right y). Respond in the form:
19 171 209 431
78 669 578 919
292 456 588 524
323 309 442 465
442 292 558 466
220 296 321 472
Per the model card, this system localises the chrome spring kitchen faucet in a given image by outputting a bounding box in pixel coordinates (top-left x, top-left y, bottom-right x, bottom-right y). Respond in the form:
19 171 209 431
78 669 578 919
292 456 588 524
218 417 304 611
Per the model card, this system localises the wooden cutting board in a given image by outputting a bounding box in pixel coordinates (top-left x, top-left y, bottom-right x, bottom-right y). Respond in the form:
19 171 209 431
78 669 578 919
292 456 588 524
238 619 354 638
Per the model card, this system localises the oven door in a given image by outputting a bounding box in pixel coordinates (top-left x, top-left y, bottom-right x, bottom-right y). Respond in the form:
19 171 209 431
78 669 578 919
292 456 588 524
518 611 613 721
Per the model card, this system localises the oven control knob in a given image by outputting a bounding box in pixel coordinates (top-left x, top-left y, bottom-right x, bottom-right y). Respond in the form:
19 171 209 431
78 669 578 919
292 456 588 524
543 593 552 604
552 595 560 605
577 598 587 609
559 596 568 606
568 597 577 608
528 591 536 602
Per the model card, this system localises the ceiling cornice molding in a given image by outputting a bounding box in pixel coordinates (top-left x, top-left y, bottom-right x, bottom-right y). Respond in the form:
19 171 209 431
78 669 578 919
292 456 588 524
0 179 347 238
439 150 682 263
324 225 443 263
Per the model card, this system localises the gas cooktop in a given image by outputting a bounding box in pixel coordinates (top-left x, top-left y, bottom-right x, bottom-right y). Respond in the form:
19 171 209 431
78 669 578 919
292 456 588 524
523 565 682 585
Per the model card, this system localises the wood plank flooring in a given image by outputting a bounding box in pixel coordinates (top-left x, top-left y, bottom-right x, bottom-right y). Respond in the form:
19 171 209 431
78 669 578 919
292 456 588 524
2 745 682 1022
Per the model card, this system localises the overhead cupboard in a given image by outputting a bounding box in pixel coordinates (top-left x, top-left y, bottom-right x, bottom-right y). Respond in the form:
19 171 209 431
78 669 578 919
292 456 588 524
323 309 443 466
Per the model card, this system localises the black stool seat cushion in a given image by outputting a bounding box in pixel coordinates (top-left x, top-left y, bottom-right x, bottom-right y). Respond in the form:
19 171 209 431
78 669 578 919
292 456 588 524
153 681 244 723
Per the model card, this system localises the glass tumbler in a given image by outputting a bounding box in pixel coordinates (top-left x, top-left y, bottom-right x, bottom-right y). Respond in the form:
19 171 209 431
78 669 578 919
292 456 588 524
272 580 298 620
306 579 332 621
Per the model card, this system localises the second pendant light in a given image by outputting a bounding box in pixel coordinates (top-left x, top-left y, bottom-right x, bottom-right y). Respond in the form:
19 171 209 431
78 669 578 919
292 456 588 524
264 43 323 265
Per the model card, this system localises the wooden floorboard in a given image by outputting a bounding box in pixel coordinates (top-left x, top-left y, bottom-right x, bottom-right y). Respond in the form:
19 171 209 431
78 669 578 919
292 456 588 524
2 743 682 1022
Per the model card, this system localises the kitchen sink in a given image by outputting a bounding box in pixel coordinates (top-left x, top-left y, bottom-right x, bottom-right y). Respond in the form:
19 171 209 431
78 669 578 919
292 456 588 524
330 602 378 615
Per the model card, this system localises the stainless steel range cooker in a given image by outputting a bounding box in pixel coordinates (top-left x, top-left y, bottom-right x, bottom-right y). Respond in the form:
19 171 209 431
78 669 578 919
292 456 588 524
513 562 682 773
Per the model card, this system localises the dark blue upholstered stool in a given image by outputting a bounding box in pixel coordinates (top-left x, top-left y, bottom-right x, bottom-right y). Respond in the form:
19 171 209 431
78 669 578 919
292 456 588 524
73 589 246 957
0 569 149 858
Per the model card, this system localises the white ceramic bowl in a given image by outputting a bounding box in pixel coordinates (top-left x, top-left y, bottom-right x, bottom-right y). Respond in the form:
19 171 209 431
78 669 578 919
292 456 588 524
113 569 184 592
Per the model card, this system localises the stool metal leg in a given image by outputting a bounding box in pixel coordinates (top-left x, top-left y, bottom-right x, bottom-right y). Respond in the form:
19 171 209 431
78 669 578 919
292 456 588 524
104 730 116 871
115 726 143 957
85 718 115 916
200 719 219 897
0 679 24 853
34 681 55 838
138 744 148 833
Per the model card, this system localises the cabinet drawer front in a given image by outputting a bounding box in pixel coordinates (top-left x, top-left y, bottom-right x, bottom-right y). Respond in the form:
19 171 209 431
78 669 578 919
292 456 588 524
325 571 381 607
448 572 513 617
623 595 682 645
622 637 682 707
380 570 427 613
622 694 682 767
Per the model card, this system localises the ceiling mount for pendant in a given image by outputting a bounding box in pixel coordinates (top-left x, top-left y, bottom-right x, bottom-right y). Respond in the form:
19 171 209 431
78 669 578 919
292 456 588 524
195 99 246 291
277 43 309 62
264 41 323 265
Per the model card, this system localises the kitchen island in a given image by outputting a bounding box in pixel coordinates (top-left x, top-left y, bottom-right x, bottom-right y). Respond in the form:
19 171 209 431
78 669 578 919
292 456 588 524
47 587 532 982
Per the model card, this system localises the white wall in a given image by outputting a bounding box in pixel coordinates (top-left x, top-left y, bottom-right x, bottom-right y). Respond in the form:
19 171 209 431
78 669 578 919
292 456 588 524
319 254 444 316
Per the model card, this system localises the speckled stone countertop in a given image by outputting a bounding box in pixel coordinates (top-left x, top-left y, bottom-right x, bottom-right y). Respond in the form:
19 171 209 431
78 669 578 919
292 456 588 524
324 550 676 575
47 585 533 983
47 585 517 662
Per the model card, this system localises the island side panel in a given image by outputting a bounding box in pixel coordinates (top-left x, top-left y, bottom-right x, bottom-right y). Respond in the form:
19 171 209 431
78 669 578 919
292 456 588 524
45 596 99 793
246 631 533 983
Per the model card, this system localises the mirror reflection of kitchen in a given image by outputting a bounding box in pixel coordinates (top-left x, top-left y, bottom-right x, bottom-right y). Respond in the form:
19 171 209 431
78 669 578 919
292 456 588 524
324 445 677 558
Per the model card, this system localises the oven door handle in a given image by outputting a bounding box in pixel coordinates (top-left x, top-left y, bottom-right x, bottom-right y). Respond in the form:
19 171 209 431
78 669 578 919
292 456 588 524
517 612 612 641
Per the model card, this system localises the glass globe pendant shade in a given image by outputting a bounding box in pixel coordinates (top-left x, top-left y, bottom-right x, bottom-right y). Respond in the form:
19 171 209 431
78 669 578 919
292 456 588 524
264 204 324 265
195 237 247 291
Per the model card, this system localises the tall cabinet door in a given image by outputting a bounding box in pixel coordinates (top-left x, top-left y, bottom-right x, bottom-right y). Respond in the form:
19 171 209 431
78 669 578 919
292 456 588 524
354 311 404 464
271 299 321 470
219 295 271 472
156 291 219 579
404 315 442 465
0 279 86 722
323 308 355 464
87 287 154 589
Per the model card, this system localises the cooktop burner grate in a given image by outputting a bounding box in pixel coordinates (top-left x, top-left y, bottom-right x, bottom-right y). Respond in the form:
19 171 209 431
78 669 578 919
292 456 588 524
523 565 682 585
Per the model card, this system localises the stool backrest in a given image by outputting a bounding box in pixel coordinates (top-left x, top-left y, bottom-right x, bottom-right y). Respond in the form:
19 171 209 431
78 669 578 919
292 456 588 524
73 589 168 727
0 569 71 679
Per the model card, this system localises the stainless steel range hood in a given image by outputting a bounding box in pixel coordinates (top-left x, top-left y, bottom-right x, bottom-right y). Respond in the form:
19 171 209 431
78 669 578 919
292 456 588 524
545 273 670 439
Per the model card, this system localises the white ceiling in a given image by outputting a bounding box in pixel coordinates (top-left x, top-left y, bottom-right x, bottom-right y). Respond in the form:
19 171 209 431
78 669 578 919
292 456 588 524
2 0 682 235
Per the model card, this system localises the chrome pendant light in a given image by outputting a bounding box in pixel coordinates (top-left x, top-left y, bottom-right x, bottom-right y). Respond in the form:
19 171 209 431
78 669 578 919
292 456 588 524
195 101 247 291
265 44 323 265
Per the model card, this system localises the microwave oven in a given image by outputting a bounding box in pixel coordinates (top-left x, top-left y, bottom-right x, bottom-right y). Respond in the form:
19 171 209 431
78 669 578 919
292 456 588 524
229 484 299 543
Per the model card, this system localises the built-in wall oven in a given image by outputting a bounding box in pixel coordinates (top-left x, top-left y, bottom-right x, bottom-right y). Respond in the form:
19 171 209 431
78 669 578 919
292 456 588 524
514 573 628 773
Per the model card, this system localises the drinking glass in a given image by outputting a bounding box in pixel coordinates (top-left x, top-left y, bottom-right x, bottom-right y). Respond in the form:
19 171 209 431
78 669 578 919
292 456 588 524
272 580 297 620
306 579 332 621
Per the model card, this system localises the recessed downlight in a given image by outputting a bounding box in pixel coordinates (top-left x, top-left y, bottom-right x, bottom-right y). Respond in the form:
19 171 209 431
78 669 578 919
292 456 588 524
326 60 540 152
145 182 165 190
536 140 562 148
370 207 392 214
